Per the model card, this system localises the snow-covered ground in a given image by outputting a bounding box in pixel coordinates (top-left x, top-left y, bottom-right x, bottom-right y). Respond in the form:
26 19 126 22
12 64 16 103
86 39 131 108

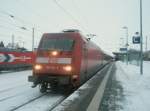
1 62 150 111
116 61 150 111
0 70 65 111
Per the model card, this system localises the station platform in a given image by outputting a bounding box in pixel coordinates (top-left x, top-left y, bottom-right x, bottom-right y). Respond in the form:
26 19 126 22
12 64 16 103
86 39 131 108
53 61 150 111
99 61 150 111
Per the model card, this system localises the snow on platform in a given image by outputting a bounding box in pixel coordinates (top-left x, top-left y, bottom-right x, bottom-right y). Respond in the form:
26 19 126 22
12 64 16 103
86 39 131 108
116 61 150 111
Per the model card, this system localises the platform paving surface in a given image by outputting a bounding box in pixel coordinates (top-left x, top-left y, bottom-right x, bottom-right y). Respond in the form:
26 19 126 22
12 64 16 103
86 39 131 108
99 61 150 111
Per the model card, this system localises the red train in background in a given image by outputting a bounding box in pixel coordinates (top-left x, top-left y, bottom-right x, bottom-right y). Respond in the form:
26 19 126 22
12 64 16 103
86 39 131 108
28 29 112 92
0 48 35 71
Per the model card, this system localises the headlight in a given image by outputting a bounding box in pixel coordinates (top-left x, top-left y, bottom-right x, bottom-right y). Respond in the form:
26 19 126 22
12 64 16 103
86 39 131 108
34 64 42 70
51 51 58 56
63 65 72 72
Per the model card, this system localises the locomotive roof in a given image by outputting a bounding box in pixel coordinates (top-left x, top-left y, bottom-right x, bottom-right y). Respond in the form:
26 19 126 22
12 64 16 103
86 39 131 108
62 29 80 33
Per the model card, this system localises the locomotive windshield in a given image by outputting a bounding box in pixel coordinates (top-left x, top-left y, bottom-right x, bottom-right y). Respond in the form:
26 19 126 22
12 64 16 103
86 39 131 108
39 38 74 51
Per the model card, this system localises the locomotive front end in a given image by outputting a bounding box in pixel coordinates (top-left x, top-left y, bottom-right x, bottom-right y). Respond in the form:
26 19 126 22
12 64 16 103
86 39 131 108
28 33 79 92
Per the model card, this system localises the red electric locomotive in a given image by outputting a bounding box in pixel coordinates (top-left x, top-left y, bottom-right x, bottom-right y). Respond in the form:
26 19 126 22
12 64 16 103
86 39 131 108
28 29 108 92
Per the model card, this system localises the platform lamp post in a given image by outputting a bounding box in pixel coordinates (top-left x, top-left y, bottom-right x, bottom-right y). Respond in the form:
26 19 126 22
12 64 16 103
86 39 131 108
140 0 143 75
122 26 129 65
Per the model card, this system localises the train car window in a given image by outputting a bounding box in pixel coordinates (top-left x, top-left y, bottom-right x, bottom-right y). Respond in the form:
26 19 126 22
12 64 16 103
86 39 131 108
39 38 75 51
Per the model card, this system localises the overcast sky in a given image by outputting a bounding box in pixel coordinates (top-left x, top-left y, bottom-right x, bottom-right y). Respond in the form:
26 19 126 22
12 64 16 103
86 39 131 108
0 0 150 53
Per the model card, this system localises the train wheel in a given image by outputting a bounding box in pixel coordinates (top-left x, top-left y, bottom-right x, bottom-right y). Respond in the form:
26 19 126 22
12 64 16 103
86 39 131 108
39 82 47 93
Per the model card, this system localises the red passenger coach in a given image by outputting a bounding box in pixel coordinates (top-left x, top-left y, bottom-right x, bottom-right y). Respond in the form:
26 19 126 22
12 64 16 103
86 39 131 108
0 51 34 71
28 29 110 92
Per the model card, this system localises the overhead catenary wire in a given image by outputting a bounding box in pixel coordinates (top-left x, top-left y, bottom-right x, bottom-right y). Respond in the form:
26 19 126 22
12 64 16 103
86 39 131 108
0 9 42 49
0 15 34 41
0 1 93 36
0 11 43 49
14 0 44 21
0 10 32 27
52 0 90 33
70 0 89 29
0 17 31 31
0 24 31 37
0 23 31 35
70 0 95 37
0 10 43 33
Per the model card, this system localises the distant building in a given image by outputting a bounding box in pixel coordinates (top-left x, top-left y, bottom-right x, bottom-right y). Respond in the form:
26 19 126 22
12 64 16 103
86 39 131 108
113 52 127 61
113 49 141 65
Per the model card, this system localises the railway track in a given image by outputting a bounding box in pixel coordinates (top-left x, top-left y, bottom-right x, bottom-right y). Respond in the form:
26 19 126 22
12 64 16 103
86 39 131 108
0 70 68 111
0 64 111 111
0 86 67 111
12 93 66 111
10 93 47 111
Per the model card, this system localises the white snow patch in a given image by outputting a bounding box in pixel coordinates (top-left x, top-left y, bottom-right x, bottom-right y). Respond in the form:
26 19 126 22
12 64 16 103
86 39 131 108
15 94 65 111
116 61 150 111
0 70 65 111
